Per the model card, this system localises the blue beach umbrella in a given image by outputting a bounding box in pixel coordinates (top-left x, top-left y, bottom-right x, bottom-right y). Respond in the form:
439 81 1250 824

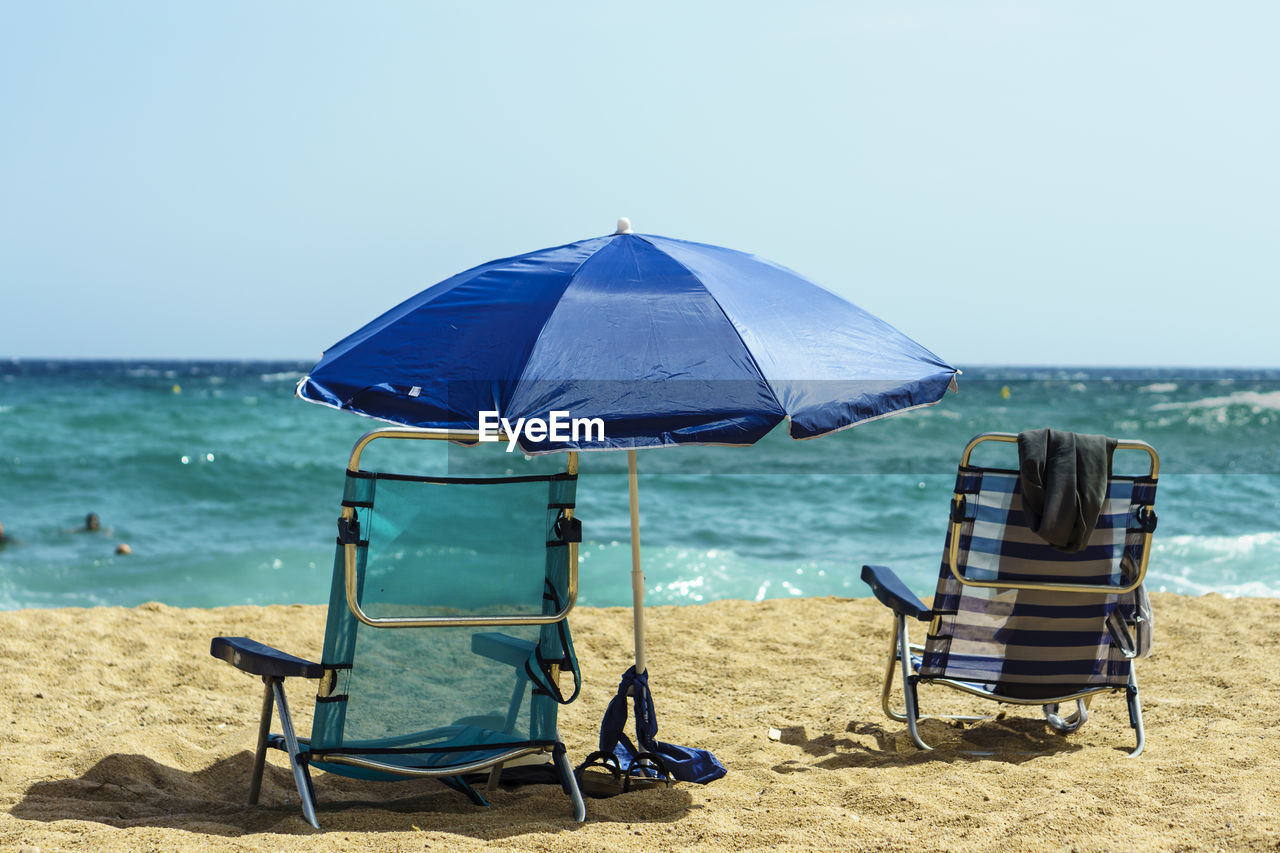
298 219 958 768
300 220 956 454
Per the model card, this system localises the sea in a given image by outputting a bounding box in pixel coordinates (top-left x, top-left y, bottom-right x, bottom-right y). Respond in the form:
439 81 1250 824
1 361 1277 610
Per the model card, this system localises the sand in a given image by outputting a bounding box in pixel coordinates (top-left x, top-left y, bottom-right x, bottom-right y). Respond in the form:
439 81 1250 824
1 593 1277 852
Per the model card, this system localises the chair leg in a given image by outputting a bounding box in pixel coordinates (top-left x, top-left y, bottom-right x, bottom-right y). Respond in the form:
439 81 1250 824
880 626 908 722
440 775 489 807
248 678 275 805
897 615 932 751
1126 669 1145 758
271 680 321 829
555 745 587 822
1043 698 1089 733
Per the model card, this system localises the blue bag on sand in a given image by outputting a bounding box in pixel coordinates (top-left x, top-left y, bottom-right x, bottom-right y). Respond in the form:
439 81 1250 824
598 666 727 785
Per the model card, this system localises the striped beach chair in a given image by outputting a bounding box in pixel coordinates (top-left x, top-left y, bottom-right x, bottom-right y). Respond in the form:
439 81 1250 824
861 432 1159 755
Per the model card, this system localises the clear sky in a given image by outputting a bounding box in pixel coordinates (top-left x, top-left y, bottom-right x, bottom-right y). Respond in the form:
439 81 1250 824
2 2 1276 366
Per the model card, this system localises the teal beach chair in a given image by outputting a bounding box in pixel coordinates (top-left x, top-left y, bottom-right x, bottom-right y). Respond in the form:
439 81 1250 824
861 432 1159 756
211 430 586 826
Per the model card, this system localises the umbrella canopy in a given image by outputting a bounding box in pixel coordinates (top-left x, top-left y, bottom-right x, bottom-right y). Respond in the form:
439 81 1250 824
298 220 959 677
298 222 957 452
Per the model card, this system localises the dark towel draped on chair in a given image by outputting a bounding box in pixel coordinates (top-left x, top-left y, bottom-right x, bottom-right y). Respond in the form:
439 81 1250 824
1017 428 1118 553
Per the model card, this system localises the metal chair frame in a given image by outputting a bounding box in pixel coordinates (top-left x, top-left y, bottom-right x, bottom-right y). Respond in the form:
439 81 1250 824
225 428 586 827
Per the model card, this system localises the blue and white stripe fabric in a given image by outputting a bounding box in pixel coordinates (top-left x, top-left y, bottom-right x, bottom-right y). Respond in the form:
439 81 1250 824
919 469 1157 698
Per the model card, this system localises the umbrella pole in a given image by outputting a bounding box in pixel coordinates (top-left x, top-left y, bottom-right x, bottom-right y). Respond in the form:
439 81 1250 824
628 449 647 675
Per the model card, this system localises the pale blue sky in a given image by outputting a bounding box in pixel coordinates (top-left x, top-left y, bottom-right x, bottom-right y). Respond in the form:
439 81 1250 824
2 2 1276 366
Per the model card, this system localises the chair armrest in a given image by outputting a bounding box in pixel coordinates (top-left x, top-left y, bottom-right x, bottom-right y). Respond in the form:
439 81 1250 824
471 632 535 667
210 636 326 679
860 565 932 621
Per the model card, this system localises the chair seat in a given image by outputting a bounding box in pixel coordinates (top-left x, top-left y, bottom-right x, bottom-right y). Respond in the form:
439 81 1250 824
279 724 555 781
907 652 1008 696
910 641 1126 701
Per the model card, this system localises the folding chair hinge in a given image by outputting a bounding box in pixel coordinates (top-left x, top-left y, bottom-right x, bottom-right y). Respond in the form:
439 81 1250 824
317 668 339 699
1136 506 1158 534
336 515 360 545
553 512 582 544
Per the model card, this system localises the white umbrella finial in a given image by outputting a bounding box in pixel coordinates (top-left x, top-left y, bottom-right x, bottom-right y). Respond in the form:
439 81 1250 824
615 217 633 235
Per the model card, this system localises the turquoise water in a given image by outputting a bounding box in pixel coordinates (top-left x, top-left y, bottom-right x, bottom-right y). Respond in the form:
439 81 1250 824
0 361 1277 609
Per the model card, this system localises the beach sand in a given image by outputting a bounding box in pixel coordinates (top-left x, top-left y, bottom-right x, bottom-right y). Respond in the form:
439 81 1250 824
1 593 1277 852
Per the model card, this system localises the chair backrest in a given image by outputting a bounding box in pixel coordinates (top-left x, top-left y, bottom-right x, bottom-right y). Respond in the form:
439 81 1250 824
308 445 580 767
920 434 1158 699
